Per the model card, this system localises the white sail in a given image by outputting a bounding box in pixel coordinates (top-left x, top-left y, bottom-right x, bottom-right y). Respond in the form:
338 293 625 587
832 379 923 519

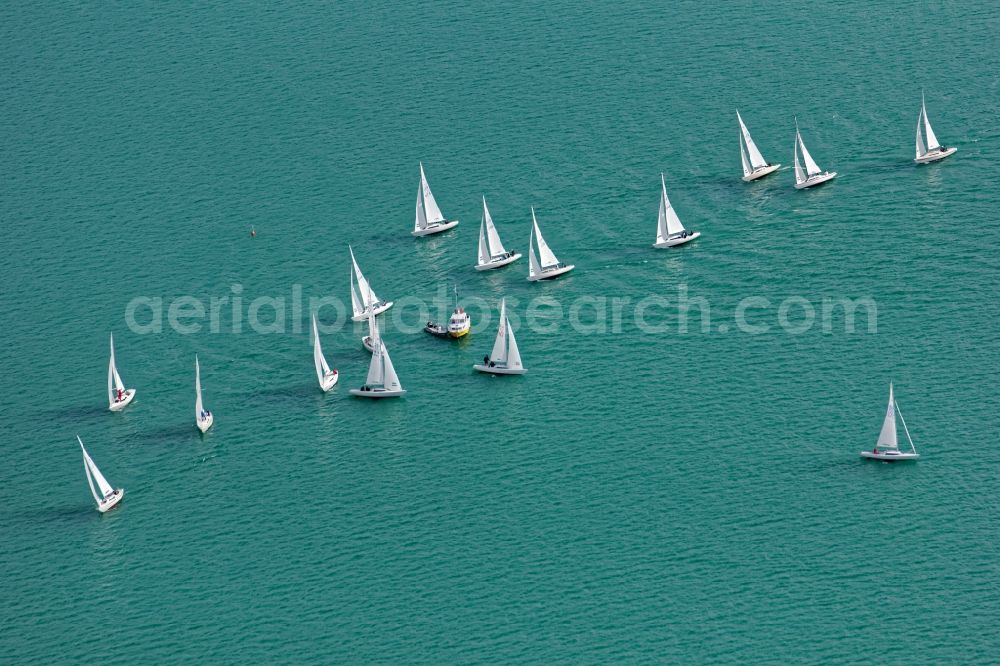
876 383 899 449
349 246 379 315
414 184 427 232
657 174 686 241
740 131 752 177
482 197 506 257
381 345 402 391
312 314 331 385
79 437 113 500
108 333 125 407
365 306 383 385
531 208 560 268
528 229 541 278
737 111 768 169
797 131 823 176
915 109 927 159
80 438 101 502
366 300 377 344
505 319 522 370
365 346 383 385
490 299 509 363
478 218 490 265
793 135 805 184
921 96 940 151
195 355 205 422
419 163 445 224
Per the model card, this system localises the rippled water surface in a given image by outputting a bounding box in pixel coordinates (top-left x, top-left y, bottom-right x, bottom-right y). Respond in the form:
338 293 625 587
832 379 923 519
2 1 998 662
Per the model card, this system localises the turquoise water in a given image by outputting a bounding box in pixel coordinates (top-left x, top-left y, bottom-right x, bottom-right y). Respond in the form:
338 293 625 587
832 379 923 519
2 1 999 662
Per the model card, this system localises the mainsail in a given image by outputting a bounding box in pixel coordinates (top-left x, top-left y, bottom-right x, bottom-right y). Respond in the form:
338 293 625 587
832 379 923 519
414 162 446 232
531 208 559 268
488 298 523 370
490 299 509 363
195 355 205 421
482 197 506 257
876 383 899 449
349 246 379 317
793 135 805 184
312 314 331 385
921 96 940 151
797 131 823 176
108 333 125 406
657 174 686 241
79 437 113 501
915 109 927 159
737 111 768 170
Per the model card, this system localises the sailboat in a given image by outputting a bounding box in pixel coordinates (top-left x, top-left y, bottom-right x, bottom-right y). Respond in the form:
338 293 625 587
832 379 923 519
195 355 213 433
738 110 781 181
860 383 919 461
107 332 136 411
362 304 377 353
527 208 574 281
474 298 525 375
653 174 701 248
412 162 459 236
475 197 521 270
793 120 837 189
78 436 124 512
915 93 957 164
350 295 406 398
349 245 393 321
312 314 339 392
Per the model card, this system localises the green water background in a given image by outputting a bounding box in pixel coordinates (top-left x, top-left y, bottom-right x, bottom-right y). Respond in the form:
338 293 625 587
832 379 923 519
1 1 998 662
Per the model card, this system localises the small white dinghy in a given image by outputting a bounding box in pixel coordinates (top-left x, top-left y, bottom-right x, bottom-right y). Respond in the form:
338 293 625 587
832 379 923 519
527 208 574 281
860 383 919 461
738 110 781 181
412 162 459 236
793 121 837 189
653 174 701 248
915 93 957 164
350 245 393 321
473 298 525 375
107 332 136 411
350 303 406 398
312 314 339 392
475 197 521 270
78 436 124 513
194 355 214 433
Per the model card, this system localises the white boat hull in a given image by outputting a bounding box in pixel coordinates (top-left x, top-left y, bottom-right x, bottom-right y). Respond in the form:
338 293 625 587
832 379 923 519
475 252 522 271
654 231 701 248
795 171 837 189
109 389 136 412
362 336 375 353
915 147 957 164
197 414 214 433
473 364 526 375
527 264 575 281
742 163 781 182
860 450 919 461
351 301 394 322
319 371 339 392
97 489 125 513
412 220 459 237
349 387 407 398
